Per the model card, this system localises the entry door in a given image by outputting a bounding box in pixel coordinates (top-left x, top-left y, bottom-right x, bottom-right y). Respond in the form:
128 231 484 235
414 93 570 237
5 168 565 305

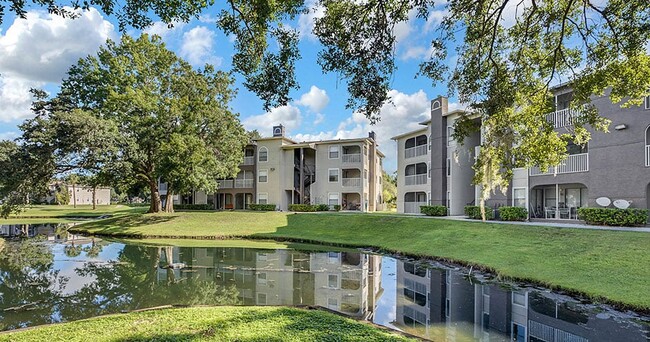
245 193 253 209
235 194 245 209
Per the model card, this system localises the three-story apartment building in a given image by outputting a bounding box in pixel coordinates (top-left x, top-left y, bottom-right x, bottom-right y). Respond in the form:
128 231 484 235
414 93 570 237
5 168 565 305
163 125 386 212
394 92 650 219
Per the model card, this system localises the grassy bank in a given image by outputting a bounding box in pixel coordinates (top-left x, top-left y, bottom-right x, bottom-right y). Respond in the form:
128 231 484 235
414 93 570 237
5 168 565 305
0 306 411 342
1 205 148 224
70 211 650 311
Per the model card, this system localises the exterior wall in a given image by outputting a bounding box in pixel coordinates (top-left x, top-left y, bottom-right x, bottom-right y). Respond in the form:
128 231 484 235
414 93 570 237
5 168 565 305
256 138 289 210
529 90 650 210
395 129 430 213
430 97 449 208
67 186 111 205
312 141 367 209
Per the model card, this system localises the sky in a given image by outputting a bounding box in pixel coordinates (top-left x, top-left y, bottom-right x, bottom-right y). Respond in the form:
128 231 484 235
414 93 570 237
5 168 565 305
0 3 464 173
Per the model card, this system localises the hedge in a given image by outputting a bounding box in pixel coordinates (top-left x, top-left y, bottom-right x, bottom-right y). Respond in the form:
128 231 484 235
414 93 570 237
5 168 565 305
333 205 341 212
248 204 276 211
174 204 213 210
577 207 649 226
420 205 447 216
498 206 528 221
464 205 494 220
288 204 331 212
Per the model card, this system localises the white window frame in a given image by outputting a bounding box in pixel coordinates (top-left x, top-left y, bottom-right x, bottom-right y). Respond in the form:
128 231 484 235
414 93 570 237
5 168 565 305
328 192 339 206
258 169 268 183
645 95 650 110
327 274 339 289
257 292 267 305
329 145 340 159
446 158 451 177
258 146 268 162
328 168 339 183
364 169 368 179
512 292 528 308
257 192 268 204
257 272 267 285
428 162 431 179
447 126 454 146
512 187 527 208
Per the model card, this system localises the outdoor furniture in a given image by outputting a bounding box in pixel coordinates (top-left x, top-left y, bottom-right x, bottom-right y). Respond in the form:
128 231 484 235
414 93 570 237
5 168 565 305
558 207 570 219
545 207 555 218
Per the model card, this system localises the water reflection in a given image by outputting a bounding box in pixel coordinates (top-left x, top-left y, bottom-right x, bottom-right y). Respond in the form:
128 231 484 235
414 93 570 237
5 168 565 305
0 230 648 341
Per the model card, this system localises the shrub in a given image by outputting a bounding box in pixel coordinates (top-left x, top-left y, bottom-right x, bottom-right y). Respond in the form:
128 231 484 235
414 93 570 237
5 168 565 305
420 205 447 216
174 204 213 210
498 206 528 221
289 204 316 212
315 204 330 212
578 207 648 226
334 205 341 212
249 204 276 211
464 205 494 220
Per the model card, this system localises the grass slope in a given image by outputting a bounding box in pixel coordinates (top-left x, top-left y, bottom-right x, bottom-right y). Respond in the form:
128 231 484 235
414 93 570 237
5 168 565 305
71 211 650 310
1 205 148 224
0 306 412 342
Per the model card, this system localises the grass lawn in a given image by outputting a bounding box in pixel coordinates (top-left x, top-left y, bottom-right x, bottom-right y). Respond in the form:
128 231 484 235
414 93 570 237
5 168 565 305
1 205 148 224
71 211 650 311
0 306 412 342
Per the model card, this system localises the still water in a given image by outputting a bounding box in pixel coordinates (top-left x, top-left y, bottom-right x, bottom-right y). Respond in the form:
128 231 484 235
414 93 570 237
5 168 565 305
1 224 649 341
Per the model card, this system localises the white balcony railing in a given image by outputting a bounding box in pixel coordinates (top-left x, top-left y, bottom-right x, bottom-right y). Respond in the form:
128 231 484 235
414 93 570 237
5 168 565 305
218 180 234 188
242 156 254 166
546 108 583 129
646 145 650 167
404 174 428 186
404 202 428 214
529 153 589 176
159 182 168 192
342 153 362 163
405 145 428 159
235 179 254 188
342 178 362 187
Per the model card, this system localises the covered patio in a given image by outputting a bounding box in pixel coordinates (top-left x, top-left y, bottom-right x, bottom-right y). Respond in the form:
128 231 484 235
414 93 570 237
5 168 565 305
530 183 588 220
342 192 362 211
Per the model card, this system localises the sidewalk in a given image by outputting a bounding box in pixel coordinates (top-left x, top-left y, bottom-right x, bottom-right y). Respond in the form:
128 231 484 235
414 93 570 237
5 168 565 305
433 215 650 232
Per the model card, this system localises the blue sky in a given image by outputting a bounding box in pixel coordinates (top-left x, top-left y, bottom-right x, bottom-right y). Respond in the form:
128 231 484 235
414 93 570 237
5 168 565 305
0 3 462 172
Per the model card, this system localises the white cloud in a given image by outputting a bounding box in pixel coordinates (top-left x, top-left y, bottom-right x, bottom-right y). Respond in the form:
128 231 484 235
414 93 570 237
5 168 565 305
424 9 449 32
298 0 325 40
296 85 330 112
292 89 431 172
143 20 186 40
313 113 325 125
180 26 222 66
400 45 436 61
243 105 302 135
0 8 115 83
0 75 43 122
0 130 20 141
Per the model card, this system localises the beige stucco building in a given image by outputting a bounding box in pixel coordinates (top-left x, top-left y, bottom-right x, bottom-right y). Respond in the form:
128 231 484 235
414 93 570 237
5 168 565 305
163 125 386 212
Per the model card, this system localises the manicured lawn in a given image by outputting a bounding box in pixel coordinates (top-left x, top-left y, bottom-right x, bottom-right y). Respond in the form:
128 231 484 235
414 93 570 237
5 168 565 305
70 211 650 311
0 306 411 342
6 204 147 218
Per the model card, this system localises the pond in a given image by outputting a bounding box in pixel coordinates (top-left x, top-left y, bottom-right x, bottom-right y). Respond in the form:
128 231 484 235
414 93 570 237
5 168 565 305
1 224 649 341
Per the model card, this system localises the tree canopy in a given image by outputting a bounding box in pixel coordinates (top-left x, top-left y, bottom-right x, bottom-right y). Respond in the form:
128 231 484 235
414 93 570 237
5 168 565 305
4 0 650 211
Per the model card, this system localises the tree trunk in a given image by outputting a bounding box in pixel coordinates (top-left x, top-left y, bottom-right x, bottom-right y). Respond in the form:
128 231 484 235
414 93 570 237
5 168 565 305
92 185 97 210
72 183 76 208
164 188 175 213
149 181 162 213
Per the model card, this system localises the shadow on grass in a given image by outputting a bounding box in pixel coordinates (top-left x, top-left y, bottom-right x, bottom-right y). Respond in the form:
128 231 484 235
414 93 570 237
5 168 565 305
114 307 405 342
75 215 177 236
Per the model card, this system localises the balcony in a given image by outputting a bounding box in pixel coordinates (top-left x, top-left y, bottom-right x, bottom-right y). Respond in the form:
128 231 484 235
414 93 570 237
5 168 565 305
342 153 362 163
235 179 254 188
529 153 589 176
342 178 362 187
546 108 583 129
404 202 428 214
218 180 234 189
242 156 254 166
405 145 428 159
404 174 428 186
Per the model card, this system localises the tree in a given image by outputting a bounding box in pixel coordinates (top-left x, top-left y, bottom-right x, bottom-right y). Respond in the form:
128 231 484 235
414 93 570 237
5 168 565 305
60 34 248 213
382 172 397 209
53 183 70 205
6 1 650 218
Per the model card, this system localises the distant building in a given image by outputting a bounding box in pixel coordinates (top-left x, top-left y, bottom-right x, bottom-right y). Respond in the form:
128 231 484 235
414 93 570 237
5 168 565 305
47 183 111 206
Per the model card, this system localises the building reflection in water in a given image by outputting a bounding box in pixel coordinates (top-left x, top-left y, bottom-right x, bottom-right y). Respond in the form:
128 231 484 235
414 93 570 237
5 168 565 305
395 260 648 342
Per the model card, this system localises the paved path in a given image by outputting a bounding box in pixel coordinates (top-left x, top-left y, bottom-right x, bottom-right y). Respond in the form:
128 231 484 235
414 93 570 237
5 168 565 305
431 215 650 232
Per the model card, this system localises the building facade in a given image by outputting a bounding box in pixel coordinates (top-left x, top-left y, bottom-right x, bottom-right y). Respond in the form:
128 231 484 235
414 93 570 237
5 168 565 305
394 92 650 219
163 125 386 212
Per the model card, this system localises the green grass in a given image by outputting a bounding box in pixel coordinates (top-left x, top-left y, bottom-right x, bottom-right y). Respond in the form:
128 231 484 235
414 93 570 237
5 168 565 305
70 211 650 311
6 204 147 218
0 306 412 342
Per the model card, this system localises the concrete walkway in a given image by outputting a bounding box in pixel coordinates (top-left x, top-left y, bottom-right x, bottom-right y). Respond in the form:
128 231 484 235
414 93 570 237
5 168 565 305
432 215 650 232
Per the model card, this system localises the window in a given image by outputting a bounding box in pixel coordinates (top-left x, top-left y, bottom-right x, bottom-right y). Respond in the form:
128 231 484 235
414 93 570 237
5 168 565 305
512 292 527 307
258 169 268 183
257 272 267 285
446 190 451 209
328 168 339 182
257 253 268 261
328 274 339 288
566 141 588 155
328 193 339 206
447 126 455 146
258 146 268 162
364 169 368 179
328 251 340 263
327 298 338 309
446 158 451 177
513 188 526 208
645 95 650 110
257 193 268 204
329 145 339 159
512 323 526 342
257 293 267 305
379 176 382 184
428 162 431 178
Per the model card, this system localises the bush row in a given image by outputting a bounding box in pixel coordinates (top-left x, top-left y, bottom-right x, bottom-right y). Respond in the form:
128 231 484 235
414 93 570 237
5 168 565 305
174 204 213 210
498 206 528 221
578 208 648 226
464 205 494 220
420 205 447 216
288 204 332 212
248 204 277 211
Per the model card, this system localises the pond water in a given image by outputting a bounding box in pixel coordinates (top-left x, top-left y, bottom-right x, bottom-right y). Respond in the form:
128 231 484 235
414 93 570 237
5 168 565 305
1 224 649 341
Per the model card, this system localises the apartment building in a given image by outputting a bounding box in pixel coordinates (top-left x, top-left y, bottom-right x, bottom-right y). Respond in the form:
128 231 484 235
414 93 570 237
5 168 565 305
394 92 650 219
163 125 385 212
